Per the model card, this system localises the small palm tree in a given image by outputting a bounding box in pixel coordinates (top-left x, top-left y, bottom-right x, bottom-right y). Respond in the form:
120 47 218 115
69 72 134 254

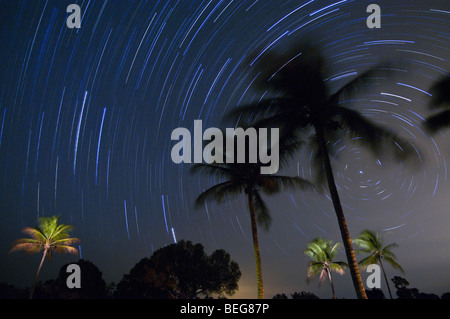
192 133 314 299
9 215 80 298
304 238 347 299
424 74 450 133
353 229 404 299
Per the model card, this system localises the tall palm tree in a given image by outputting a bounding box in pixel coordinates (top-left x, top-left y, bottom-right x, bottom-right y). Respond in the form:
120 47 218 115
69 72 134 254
353 229 404 299
192 133 314 299
424 74 450 133
226 42 416 299
304 238 347 299
9 215 80 298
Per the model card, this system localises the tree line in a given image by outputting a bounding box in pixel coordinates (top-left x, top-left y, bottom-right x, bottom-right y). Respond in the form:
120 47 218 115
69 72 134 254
6 215 449 299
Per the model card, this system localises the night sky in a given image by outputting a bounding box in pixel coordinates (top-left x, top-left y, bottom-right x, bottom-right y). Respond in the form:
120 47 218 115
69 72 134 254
0 0 449 299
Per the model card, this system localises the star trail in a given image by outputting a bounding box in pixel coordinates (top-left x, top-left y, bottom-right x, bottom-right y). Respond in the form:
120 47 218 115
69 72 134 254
0 0 449 298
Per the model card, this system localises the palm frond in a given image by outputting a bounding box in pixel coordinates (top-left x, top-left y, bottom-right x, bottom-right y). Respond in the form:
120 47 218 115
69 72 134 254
330 242 342 255
357 255 378 269
250 190 272 230
354 229 381 250
424 110 450 133
191 163 233 179
330 63 397 102
52 245 79 255
52 237 81 246
9 239 43 254
195 181 244 208
21 227 46 241
52 224 75 241
428 75 450 109
222 98 296 125
330 261 347 275
261 175 315 193
39 216 60 238
306 262 324 283
383 256 405 273
334 106 418 163
382 242 399 253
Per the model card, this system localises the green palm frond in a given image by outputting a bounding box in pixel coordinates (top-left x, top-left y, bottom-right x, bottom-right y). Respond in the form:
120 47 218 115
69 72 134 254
330 242 342 255
21 227 46 241
382 242 399 253
383 256 405 273
358 255 378 269
306 262 325 283
304 238 345 273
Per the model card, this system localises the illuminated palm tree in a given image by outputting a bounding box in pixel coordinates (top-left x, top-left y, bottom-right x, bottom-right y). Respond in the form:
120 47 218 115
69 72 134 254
9 215 80 298
353 229 404 299
226 42 416 299
304 238 347 299
192 133 314 299
424 74 450 133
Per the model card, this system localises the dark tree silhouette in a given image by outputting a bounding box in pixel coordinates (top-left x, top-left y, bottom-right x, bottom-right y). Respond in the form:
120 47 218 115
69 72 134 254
272 291 319 299
365 288 386 299
291 291 320 299
391 276 439 299
272 293 288 299
0 282 27 299
441 292 450 299
115 240 241 299
424 74 450 133
32 259 107 299
226 42 416 299
61 259 107 298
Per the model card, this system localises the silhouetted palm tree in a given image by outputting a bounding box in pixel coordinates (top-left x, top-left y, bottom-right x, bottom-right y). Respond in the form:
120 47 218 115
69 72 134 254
354 229 404 299
192 133 314 299
9 215 80 298
304 238 347 299
226 42 415 299
424 74 450 133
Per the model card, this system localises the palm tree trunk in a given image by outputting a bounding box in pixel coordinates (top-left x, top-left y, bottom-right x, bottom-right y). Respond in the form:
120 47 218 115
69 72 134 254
378 257 393 299
247 189 264 299
30 248 47 299
327 268 337 299
315 126 367 299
